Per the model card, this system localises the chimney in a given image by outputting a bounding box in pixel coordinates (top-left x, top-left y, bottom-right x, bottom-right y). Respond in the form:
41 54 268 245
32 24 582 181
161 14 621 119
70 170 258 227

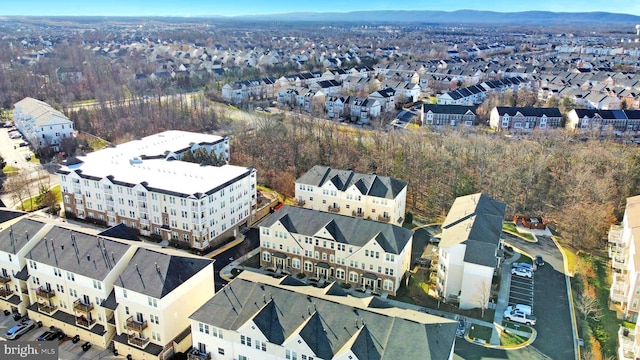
87 255 90 261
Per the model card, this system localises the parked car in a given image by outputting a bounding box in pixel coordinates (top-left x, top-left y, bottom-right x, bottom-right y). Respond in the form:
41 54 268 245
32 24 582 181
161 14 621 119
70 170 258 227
6 320 36 339
456 318 465 337
18 141 29 147
512 262 533 272
511 267 532 278
504 310 537 326
504 304 532 316
37 327 64 341
9 131 20 139
535 255 544 267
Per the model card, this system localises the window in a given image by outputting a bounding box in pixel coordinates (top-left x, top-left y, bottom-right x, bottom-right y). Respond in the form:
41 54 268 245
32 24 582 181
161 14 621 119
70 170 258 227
238 356 247 360
54 268 62 277
123 289 127 298
150 314 159 324
148 297 158 307
92 280 102 290
199 323 210 334
218 348 224 355
125 306 130 315
212 327 223 339
262 252 271 262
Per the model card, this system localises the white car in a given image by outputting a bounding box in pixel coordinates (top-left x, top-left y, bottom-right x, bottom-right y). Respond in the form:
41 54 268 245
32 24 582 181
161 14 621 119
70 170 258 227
504 310 537 326
6 320 36 339
504 304 532 317
511 267 532 278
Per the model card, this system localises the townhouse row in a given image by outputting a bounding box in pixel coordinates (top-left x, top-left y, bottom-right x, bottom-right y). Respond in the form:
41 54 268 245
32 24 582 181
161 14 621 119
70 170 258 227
0 212 215 360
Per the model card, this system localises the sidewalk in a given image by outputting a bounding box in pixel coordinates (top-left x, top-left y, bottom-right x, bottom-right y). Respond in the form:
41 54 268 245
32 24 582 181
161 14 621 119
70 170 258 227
490 251 520 345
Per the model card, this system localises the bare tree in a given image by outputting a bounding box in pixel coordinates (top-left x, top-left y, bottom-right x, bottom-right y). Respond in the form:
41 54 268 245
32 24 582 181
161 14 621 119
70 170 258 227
476 279 491 318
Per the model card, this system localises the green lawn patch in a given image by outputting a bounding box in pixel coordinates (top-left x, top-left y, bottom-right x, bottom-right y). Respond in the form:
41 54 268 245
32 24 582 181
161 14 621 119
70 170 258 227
2 165 20 176
500 331 528 346
502 321 533 334
503 222 536 241
469 324 493 342
241 253 260 269
19 185 61 212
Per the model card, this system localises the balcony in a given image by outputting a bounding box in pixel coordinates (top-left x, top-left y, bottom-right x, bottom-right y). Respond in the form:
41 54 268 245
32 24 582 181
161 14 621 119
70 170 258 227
0 274 11 284
35 288 56 299
126 316 148 331
609 225 624 247
127 334 150 348
611 273 628 303
0 288 13 298
140 218 150 225
328 205 340 213
612 251 628 271
377 214 391 223
37 302 57 314
187 349 211 360
75 315 96 329
73 299 94 313
136 194 147 201
618 326 636 360
352 210 364 218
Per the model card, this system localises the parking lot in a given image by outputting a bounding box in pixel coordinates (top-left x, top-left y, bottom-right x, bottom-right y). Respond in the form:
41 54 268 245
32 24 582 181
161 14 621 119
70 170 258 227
508 268 535 309
0 313 117 359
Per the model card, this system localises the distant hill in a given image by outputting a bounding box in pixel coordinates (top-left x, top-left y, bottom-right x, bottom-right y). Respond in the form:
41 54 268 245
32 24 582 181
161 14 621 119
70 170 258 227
230 10 640 25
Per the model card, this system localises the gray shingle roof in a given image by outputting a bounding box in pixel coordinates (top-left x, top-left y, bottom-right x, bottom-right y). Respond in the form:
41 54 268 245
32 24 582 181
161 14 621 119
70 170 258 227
0 218 47 255
296 166 406 200
114 247 213 299
260 206 413 254
440 193 506 266
26 226 132 281
189 272 457 360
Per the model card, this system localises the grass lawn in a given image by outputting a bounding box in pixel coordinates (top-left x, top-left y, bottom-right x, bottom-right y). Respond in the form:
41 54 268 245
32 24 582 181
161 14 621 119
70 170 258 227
469 324 493 342
556 238 579 274
500 331 528 346
19 185 61 212
241 253 260 269
502 321 533 334
503 222 535 241
2 165 20 176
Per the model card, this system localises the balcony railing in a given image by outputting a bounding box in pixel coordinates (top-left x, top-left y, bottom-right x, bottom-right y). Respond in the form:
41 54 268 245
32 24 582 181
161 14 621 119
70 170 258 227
612 252 628 271
187 349 211 360
0 274 11 284
140 218 150 225
609 225 624 246
352 210 364 218
73 299 94 313
127 334 150 348
377 214 391 223
0 288 13 298
618 326 636 360
328 205 340 213
126 316 148 331
37 302 57 314
75 315 96 329
35 288 56 299
611 274 628 303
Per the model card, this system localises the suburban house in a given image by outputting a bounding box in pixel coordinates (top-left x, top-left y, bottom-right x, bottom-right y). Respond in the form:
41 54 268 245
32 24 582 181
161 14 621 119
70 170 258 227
111 247 215 360
608 195 640 360
57 130 257 250
325 96 347 119
489 107 563 132
566 109 640 134
422 104 477 128
436 193 506 309
295 165 407 226
368 87 397 112
189 271 457 360
189 271 458 360
13 97 75 151
258 205 413 296
348 97 381 123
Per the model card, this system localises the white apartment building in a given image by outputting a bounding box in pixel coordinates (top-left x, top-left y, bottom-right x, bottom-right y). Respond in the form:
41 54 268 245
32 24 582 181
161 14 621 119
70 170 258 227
295 165 407 226
259 205 413 296
0 217 49 316
13 97 74 151
189 271 458 360
111 247 215 360
437 193 506 310
25 226 137 348
57 130 257 250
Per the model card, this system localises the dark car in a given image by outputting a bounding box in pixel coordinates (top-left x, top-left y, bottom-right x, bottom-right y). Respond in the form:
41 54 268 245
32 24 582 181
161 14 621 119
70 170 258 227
535 255 544 267
37 327 64 341
18 141 29 147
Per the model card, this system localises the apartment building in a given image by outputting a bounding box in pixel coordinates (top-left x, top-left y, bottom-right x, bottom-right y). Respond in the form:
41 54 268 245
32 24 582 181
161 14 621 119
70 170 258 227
259 205 413 296
295 165 407 226
437 193 506 309
189 271 458 360
0 217 49 316
25 226 136 348
609 195 640 360
489 106 563 132
111 247 215 360
57 130 257 250
13 97 75 151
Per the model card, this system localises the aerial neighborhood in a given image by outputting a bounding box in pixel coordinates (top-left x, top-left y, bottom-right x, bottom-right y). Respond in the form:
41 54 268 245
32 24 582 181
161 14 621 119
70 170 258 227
1 9 640 360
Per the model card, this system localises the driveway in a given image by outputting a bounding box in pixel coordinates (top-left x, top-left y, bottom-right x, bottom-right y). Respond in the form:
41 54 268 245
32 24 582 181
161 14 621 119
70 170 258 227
212 227 260 291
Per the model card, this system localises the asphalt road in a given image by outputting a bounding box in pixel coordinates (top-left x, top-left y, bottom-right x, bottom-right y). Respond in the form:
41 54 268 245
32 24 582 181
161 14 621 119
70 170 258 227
212 227 260 291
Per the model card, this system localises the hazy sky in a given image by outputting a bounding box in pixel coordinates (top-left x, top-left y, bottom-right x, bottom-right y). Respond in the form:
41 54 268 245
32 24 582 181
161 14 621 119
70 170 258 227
2 0 639 17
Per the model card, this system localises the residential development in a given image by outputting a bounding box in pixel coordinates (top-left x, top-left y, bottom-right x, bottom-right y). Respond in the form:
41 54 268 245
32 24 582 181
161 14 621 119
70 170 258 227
189 270 458 360
13 97 74 151
258 205 413 296
436 193 506 309
57 130 257 250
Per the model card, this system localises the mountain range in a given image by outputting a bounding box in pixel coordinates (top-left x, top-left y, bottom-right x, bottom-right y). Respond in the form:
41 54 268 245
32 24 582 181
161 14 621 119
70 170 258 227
227 10 640 25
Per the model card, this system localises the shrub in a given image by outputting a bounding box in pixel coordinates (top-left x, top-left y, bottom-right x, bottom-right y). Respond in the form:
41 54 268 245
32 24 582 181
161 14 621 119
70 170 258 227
340 282 352 289
405 211 413 224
